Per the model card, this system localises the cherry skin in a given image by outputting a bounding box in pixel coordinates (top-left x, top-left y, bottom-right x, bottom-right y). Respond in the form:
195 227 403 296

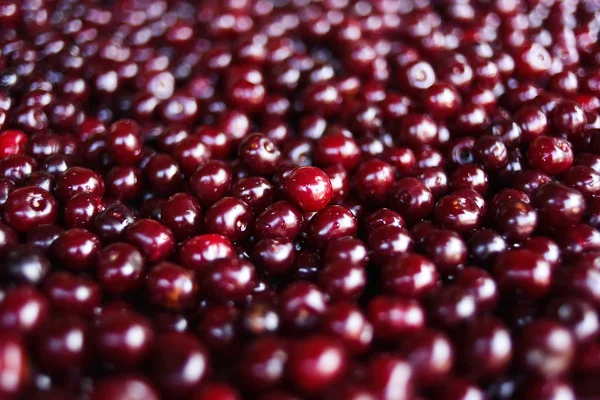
94 310 154 368
0 286 49 335
284 166 333 212
93 203 137 242
368 225 414 264
36 316 89 374
421 229 467 275
202 257 257 303
318 260 366 302
178 234 235 273
399 329 454 387
161 193 203 241
353 159 395 205
459 317 512 380
493 249 552 299
97 242 145 295
279 281 327 333
321 302 373 355
44 271 102 317
2 244 51 285
0 333 30 398
253 238 296 276
238 336 288 392
125 219 175 263
287 335 348 395
90 376 160 400
204 197 253 243
52 228 101 271
518 320 575 379
254 201 304 240
533 182 586 229
433 193 482 234
146 262 198 311
149 332 210 399
189 160 233 208
545 297 599 343
3 186 58 232
527 136 574 176
368 295 426 341
56 167 105 202
308 205 358 247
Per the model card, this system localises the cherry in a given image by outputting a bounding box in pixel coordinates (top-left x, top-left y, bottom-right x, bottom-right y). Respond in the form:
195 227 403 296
2 244 50 285
288 335 347 395
44 271 101 317
91 376 160 400
238 336 288 392
203 257 257 303
36 315 89 373
3 186 58 232
179 234 235 273
0 286 49 335
149 332 210 398
494 249 552 299
146 262 198 311
0 333 29 397
518 320 575 378
125 219 175 263
97 242 145 295
94 310 154 368
284 166 333 212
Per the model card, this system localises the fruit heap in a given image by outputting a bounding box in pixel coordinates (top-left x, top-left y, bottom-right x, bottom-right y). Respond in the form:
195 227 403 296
1 0 600 399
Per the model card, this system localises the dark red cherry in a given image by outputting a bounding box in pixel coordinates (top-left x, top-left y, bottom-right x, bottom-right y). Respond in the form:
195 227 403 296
399 329 454 387
238 336 288 392
545 297 599 343
0 333 30 397
518 320 575 378
91 376 159 400
433 194 481 234
146 262 198 311
203 257 257 302
254 201 304 240
161 193 203 241
94 310 154 368
52 228 101 271
149 332 210 398
0 286 49 335
493 249 552 299
125 219 175 263
56 167 105 203
421 229 467 275
204 197 253 242
253 238 296 276
179 234 235 274
308 205 358 247
527 136 574 176
368 225 414 264
280 281 326 332
93 203 137 242
2 244 51 285
284 166 333 212
189 160 233 208
97 242 145 294
44 271 101 317
368 296 425 340
3 186 57 232
459 317 512 380
36 315 88 373
388 178 435 223
533 182 586 229
287 335 347 395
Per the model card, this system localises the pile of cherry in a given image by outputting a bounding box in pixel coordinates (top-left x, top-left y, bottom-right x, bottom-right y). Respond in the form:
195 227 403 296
3 0 600 399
